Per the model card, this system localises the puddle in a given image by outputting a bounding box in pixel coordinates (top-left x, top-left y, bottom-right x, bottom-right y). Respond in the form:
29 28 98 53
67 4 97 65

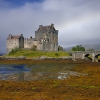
0 64 31 81
0 64 87 81
58 71 87 80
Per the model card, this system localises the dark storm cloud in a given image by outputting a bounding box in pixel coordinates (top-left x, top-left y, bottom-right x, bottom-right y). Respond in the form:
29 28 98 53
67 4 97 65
0 0 100 53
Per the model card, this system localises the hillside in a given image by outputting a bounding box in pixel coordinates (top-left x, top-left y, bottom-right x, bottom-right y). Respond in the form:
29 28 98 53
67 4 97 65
64 43 100 51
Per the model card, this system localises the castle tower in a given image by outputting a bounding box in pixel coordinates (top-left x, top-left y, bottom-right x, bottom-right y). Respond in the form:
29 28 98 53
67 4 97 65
6 34 24 54
35 24 58 51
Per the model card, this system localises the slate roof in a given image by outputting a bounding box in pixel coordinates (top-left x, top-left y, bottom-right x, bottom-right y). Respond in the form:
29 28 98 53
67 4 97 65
7 35 21 39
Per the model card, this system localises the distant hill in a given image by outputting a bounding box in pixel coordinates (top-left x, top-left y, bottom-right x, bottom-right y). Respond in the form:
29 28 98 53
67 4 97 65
64 44 100 51
82 44 100 51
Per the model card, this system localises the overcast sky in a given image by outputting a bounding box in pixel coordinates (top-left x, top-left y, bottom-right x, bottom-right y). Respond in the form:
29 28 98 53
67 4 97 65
0 0 100 53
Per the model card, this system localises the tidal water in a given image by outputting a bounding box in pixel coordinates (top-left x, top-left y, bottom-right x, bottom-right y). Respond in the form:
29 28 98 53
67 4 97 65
0 64 87 81
0 54 3 56
0 64 31 81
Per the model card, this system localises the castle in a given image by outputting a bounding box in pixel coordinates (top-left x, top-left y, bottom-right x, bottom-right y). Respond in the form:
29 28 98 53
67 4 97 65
6 24 58 54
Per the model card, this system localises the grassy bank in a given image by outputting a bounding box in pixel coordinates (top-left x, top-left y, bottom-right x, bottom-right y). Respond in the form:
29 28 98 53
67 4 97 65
6 49 70 58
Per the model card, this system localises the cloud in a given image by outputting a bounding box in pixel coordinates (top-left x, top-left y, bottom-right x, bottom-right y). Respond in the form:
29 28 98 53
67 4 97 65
0 0 100 53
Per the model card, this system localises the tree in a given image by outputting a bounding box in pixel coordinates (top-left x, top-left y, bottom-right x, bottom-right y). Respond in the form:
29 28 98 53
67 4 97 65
72 45 85 51
58 45 63 51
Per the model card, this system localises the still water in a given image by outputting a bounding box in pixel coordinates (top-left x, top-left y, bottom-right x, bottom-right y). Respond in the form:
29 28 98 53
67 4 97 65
0 64 86 81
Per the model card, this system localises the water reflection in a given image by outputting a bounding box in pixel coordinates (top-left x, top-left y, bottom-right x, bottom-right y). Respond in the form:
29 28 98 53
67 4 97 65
0 64 31 81
0 64 87 81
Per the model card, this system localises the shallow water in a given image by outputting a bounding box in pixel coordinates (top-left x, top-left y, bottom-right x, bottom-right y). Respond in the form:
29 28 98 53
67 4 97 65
0 64 86 81
0 64 31 81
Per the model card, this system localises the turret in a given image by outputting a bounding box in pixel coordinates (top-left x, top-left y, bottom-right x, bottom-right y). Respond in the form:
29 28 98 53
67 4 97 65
8 34 12 39
51 23 54 27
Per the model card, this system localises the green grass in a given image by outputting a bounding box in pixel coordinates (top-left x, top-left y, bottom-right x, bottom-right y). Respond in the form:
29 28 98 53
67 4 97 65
6 49 70 58
86 54 100 59
67 84 99 89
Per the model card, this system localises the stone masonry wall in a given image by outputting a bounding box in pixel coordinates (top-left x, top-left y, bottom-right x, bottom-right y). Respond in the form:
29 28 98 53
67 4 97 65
6 39 19 54
7 24 58 53
35 24 58 51
24 38 35 49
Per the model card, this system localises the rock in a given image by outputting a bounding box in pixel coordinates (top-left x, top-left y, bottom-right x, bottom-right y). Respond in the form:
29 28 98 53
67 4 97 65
17 56 26 59
39 56 46 59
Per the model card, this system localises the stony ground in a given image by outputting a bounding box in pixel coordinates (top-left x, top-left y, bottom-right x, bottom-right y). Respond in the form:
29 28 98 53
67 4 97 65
0 59 100 100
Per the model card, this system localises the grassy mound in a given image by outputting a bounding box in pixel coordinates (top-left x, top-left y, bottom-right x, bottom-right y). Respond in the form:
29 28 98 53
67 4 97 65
6 49 70 58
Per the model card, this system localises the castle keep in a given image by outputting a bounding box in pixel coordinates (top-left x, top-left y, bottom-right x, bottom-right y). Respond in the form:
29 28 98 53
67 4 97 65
6 24 58 54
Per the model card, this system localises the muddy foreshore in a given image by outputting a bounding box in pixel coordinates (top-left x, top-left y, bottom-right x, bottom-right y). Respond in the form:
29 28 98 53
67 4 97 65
0 58 89 65
0 55 90 64
0 59 100 100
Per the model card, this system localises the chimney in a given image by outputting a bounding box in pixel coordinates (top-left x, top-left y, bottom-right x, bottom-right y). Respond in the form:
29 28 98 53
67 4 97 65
39 25 42 28
51 23 54 27
30 36 32 39
21 34 23 36
9 34 12 39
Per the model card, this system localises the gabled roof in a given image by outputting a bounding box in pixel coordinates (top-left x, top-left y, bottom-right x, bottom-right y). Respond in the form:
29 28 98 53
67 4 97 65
7 35 21 39
12 35 21 39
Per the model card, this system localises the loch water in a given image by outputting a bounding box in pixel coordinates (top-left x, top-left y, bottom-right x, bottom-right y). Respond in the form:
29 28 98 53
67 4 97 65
0 63 87 81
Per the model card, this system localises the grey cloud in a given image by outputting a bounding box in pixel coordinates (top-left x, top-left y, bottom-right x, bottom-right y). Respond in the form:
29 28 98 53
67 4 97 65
0 0 100 53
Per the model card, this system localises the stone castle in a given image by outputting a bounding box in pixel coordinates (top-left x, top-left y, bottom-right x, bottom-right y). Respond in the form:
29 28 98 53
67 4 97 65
6 24 58 54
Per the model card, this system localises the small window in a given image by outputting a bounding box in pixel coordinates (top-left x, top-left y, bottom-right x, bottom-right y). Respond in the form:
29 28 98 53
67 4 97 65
44 39 46 41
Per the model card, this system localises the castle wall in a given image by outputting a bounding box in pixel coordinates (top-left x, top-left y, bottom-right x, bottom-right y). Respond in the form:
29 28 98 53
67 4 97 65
6 39 19 54
37 39 43 50
47 32 58 51
35 31 44 39
24 38 39 49
24 38 34 48
6 24 58 53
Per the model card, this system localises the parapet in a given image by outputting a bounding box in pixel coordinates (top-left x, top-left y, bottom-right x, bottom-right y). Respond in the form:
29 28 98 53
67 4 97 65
7 34 12 39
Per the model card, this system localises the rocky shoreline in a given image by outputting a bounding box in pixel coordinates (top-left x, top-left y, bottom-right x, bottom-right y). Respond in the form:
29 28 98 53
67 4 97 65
0 56 74 60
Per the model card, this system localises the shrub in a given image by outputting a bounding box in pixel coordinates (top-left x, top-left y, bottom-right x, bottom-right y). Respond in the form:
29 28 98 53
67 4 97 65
69 53 72 56
9 48 21 55
31 45 37 51
55 53 59 56
58 45 63 51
